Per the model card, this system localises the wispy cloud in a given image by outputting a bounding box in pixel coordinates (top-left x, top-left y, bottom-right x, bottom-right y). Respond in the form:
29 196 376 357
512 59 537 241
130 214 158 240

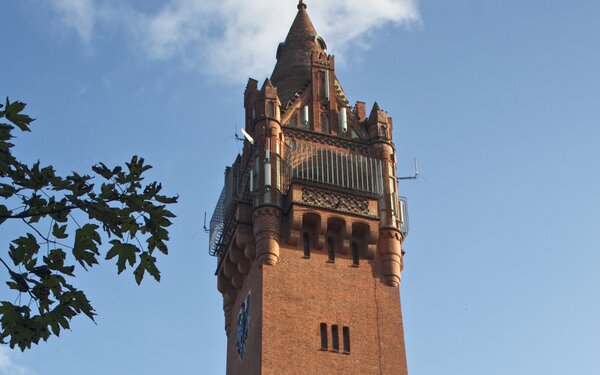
135 0 420 82
48 0 96 45
0 346 37 375
41 0 420 83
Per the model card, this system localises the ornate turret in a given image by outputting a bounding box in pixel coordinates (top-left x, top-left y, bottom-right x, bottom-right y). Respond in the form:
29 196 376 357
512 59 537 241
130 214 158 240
367 102 404 286
251 79 284 265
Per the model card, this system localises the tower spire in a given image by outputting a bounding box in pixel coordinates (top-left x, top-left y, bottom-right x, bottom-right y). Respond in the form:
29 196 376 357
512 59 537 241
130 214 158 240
271 0 323 106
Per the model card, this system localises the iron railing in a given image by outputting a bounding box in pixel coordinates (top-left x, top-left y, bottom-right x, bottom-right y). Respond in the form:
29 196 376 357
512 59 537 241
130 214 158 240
208 156 251 257
288 141 383 196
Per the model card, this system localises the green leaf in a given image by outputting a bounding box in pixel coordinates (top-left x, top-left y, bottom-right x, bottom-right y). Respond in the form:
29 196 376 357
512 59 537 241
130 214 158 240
72 224 101 269
154 194 178 204
43 249 75 276
0 183 16 198
105 240 138 274
133 252 160 285
91 162 113 179
8 271 30 293
0 204 11 224
52 223 68 239
9 233 40 266
4 98 34 132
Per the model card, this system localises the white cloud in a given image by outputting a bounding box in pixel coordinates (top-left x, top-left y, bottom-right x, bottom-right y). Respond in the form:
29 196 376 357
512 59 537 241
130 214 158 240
0 347 37 375
48 0 96 45
135 0 420 82
41 0 420 83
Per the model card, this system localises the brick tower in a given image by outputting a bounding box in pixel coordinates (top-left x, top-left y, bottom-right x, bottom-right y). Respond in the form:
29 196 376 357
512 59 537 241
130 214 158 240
208 2 410 374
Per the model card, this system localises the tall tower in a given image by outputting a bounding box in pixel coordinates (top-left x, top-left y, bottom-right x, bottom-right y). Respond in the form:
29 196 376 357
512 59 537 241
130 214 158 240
208 2 411 374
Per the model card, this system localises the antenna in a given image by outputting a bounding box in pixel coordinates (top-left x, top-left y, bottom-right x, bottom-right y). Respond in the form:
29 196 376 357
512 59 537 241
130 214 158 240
203 211 210 233
240 128 254 144
397 157 419 181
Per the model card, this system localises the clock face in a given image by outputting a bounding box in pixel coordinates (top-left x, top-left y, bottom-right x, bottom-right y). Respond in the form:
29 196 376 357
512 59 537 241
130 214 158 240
236 292 251 359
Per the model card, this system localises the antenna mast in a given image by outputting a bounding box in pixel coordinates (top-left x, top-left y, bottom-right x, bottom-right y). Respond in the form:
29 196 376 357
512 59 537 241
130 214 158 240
203 211 210 233
397 157 419 181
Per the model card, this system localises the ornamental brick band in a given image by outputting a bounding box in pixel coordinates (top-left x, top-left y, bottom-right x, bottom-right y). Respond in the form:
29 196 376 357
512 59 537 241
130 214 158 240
301 187 369 216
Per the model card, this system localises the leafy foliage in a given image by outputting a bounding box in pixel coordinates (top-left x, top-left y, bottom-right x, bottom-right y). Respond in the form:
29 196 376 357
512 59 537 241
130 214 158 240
0 98 178 350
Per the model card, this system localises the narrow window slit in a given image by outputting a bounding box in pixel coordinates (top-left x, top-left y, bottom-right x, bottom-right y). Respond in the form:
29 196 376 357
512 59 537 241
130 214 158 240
320 323 328 350
351 241 359 267
303 233 311 259
343 326 350 353
327 238 335 263
331 325 339 351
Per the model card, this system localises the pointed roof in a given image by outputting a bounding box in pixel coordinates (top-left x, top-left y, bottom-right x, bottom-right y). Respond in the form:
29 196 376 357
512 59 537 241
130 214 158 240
270 1 325 106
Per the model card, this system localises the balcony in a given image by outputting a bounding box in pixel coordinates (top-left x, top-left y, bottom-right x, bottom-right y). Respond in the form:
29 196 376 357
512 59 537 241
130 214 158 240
208 142 409 258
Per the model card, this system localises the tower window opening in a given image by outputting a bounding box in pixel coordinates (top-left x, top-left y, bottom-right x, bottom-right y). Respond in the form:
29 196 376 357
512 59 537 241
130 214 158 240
268 102 275 118
302 106 310 128
351 241 359 267
320 323 328 350
331 325 339 351
343 326 350 353
327 237 335 262
314 35 327 51
318 72 326 99
303 233 311 258
321 113 330 134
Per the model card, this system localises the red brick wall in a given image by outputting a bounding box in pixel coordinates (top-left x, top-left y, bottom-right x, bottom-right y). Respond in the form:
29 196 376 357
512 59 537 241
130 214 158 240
259 244 408 374
226 262 263 375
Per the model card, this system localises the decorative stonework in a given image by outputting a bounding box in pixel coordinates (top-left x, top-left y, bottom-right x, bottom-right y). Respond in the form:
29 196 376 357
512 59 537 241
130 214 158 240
252 206 282 220
283 127 369 153
301 187 369 215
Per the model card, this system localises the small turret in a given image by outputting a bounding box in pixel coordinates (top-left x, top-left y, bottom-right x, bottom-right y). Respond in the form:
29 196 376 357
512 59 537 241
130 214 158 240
367 102 404 286
367 102 392 140
251 79 284 265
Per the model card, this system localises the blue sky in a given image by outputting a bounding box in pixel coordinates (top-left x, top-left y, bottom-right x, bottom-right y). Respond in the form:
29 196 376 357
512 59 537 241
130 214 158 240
1 0 600 374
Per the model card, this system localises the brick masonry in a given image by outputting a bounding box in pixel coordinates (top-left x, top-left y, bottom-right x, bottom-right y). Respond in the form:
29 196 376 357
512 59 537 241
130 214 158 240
214 2 410 374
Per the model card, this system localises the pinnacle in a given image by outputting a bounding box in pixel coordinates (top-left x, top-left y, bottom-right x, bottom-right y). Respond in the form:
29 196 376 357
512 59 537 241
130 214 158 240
270 3 322 105
369 102 385 122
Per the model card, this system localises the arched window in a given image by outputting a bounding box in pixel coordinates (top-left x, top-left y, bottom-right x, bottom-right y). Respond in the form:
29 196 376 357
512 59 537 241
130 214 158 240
327 237 335 262
303 233 310 258
351 241 359 267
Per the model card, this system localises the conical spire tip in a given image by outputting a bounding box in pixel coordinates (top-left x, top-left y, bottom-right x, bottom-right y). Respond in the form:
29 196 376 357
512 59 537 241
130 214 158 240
298 0 307 10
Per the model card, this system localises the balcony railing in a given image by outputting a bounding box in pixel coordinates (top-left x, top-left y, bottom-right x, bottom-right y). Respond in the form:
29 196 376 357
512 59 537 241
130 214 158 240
208 156 250 257
287 141 383 196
